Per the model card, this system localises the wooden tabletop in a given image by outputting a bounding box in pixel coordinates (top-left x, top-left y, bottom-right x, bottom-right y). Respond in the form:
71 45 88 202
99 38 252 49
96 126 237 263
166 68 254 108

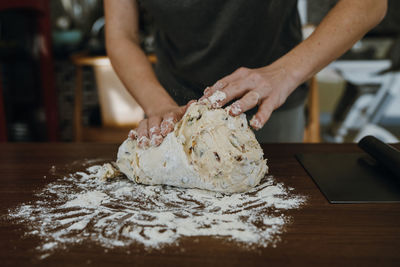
0 143 399 266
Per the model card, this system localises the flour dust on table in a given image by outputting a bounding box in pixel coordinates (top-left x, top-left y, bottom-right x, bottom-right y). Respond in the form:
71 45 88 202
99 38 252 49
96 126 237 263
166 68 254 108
6 163 306 259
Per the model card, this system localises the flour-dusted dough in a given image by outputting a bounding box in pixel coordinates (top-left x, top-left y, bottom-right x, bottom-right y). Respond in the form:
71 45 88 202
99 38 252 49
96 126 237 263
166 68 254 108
116 97 268 193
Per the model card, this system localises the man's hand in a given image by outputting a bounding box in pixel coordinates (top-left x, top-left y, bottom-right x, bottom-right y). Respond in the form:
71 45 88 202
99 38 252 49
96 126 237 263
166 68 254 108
202 64 297 130
129 103 194 148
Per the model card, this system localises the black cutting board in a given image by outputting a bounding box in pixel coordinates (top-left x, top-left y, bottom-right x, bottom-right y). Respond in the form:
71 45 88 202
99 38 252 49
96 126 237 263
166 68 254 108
296 153 400 203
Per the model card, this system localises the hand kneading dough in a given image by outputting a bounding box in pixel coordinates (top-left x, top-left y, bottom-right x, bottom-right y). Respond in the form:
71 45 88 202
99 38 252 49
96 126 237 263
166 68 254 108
116 97 268 193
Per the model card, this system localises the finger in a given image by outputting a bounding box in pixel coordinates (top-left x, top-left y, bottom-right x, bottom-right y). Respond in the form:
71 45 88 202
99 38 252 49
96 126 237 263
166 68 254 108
199 88 210 102
201 82 226 99
213 67 250 91
160 112 177 137
250 98 275 130
207 68 256 108
136 119 150 148
215 80 253 108
201 67 250 99
199 85 224 103
228 90 261 116
175 105 187 118
160 105 187 137
148 116 163 147
200 86 213 99
208 90 228 108
128 129 138 140
221 70 271 109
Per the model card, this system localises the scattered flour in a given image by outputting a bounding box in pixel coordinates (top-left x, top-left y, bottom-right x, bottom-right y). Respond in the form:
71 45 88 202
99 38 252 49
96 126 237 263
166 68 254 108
7 163 306 258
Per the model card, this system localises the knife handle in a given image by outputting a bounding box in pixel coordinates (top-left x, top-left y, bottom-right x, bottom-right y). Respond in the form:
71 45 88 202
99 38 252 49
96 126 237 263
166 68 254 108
358 135 400 178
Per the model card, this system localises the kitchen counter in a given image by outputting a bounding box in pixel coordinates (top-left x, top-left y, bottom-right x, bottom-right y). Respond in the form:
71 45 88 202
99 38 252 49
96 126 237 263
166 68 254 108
0 143 399 266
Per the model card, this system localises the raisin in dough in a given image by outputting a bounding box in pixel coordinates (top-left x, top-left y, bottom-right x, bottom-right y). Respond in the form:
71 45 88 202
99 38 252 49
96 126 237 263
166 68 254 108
116 97 268 193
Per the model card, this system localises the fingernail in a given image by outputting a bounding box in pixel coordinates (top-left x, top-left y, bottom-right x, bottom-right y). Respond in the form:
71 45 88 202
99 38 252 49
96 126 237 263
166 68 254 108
150 134 163 147
138 136 150 148
212 102 222 109
209 91 226 108
161 118 174 136
128 130 138 140
250 117 262 130
149 126 162 146
203 87 211 95
229 102 242 116
149 126 157 136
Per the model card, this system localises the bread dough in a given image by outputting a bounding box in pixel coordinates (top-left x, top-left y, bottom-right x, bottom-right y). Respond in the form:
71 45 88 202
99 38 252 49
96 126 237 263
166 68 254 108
116 97 268 193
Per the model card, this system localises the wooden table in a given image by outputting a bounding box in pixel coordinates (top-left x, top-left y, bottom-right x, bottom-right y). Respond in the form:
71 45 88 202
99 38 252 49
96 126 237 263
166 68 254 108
0 143 399 266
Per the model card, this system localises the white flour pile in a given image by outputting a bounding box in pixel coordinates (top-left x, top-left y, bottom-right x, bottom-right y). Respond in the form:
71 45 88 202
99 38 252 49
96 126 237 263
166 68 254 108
7 163 306 258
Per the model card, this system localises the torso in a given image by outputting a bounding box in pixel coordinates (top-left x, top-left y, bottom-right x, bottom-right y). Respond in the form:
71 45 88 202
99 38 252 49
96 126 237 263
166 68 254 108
140 0 307 109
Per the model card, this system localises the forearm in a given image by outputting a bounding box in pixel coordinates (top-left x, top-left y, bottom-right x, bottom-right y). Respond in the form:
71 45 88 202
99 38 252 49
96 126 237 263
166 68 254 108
106 38 177 116
104 0 176 116
203 0 387 129
275 0 387 91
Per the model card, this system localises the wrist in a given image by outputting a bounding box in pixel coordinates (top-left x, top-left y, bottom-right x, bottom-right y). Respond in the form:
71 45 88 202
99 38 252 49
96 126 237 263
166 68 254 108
145 100 178 117
139 84 178 117
263 60 302 95
274 40 319 90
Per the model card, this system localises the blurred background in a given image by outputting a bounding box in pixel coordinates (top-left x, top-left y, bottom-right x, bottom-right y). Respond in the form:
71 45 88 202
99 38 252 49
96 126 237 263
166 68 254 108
0 0 399 143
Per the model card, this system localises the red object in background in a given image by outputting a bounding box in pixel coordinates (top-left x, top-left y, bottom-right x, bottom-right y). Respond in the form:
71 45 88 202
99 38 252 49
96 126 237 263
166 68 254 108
0 0 59 142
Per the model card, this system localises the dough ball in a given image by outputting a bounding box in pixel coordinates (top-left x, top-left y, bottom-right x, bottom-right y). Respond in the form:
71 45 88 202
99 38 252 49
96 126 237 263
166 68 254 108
116 99 268 193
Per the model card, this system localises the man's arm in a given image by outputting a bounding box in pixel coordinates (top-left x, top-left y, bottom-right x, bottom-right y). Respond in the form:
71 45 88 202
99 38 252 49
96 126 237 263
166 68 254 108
203 0 388 130
104 0 186 147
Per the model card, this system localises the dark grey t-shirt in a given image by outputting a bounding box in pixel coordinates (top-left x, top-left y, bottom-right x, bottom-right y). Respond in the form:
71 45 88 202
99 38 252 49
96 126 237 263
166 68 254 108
140 0 308 110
